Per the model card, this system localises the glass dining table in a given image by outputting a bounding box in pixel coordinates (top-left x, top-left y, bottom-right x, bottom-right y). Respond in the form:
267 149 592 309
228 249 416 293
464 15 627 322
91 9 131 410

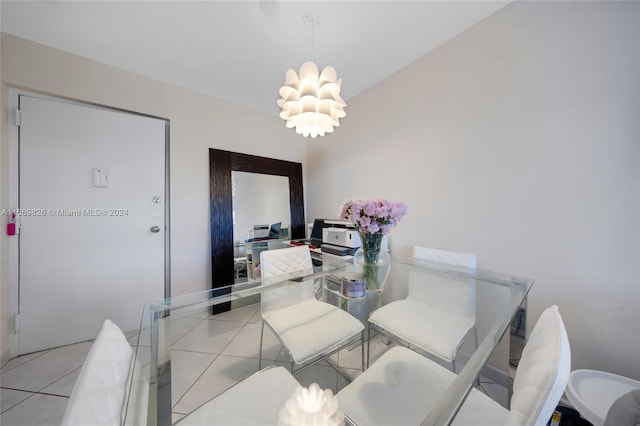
123 253 533 426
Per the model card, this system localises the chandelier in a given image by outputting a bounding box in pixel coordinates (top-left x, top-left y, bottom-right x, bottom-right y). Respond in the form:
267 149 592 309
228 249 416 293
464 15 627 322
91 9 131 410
277 11 346 138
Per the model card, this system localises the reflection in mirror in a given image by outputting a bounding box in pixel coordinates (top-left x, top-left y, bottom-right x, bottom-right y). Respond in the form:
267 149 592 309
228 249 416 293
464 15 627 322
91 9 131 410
232 171 291 282
232 171 291 243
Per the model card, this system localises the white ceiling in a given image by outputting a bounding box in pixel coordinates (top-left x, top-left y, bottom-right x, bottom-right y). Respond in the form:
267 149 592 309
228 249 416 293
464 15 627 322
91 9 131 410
1 1 510 116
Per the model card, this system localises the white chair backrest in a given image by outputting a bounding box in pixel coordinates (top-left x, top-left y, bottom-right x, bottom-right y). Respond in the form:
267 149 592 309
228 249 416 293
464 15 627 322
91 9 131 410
506 305 571 426
61 319 133 426
122 357 149 426
260 246 315 313
412 246 477 269
409 246 476 318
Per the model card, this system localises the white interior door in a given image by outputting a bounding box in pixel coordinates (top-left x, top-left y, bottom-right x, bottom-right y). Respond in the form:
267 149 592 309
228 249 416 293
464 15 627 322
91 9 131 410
17 95 167 355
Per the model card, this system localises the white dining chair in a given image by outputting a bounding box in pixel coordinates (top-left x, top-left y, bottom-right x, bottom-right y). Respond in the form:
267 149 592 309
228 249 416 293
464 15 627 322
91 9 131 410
367 245 477 369
61 319 134 426
259 245 365 373
338 305 571 426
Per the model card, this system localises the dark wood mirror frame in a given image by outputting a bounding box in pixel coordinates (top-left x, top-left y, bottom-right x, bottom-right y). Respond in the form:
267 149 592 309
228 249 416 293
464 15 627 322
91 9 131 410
209 149 305 306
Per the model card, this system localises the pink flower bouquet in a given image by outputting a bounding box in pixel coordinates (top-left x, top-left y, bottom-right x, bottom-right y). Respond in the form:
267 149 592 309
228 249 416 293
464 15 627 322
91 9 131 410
339 199 408 236
339 199 407 291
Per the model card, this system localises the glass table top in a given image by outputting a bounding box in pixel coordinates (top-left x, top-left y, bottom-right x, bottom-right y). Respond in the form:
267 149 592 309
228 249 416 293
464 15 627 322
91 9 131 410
123 254 532 426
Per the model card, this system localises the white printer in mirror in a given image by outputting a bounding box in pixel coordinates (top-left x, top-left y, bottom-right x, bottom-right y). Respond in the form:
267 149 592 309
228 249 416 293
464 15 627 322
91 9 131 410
247 224 269 240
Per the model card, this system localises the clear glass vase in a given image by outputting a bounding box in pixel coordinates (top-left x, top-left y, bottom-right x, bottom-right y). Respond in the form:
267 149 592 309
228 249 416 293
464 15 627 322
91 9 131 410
353 232 391 293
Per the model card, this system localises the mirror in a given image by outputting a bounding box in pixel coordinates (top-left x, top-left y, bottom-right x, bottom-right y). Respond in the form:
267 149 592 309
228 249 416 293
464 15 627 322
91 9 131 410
232 171 291 282
209 149 305 307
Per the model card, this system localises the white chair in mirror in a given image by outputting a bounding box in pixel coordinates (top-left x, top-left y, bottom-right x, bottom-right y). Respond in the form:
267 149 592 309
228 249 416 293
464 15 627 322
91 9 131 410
259 245 365 373
367 245 477 370
338 305 571 426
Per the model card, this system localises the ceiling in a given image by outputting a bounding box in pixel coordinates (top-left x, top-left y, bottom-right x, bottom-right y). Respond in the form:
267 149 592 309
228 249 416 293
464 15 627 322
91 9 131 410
1 1 510 116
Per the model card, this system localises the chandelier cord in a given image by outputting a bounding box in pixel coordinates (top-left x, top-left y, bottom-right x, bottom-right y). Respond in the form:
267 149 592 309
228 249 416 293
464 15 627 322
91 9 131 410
310 18 315 63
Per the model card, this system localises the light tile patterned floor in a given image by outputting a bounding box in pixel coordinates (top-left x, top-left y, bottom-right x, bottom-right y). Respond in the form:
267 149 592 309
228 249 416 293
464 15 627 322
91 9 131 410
1 303 508 425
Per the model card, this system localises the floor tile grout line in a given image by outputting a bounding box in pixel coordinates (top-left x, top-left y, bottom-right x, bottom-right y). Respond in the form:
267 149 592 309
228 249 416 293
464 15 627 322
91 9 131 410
31 390 70 398
0 388 69 415
144 308 259 409
208 305 260 323
171 353 221 410
170 316 247 348
0 385 36 392
39 366 82 394
1 340 95 388
220 318 285 361
170 347 279 363
170 317 207 346
0 387 70 414
211 317 258 323
215 320 261 359
170 317 265 410
0 390 37 415
1 364 84 396
130 315 206 349
148 317 203 348
170 348 224 356
0 349 53 374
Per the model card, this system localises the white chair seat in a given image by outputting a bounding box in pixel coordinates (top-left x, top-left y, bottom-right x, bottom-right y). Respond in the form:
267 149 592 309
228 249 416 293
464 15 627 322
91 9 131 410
264 298 364 364
338 346 456 425
565 369 640 426
337 346 508 426
367 246 477 369
176 366 300 426
450 390 509 425
259 245 364 371
369 298 475 363
341 305 571 426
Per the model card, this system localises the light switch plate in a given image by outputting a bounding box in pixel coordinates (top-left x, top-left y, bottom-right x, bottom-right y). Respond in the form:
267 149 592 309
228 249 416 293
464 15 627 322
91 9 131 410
92 168 109 188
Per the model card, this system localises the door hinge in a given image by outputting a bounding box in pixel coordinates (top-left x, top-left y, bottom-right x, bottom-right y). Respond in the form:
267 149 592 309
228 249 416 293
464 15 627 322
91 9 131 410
13 313 20 333
13 109 22 126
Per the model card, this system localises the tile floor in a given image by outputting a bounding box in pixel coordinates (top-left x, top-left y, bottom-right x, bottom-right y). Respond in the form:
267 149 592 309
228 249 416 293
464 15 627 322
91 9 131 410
1 303 508 425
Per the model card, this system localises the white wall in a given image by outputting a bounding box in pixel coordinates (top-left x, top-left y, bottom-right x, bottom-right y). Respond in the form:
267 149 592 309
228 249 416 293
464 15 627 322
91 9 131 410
0 34 306 362
307 1 640 379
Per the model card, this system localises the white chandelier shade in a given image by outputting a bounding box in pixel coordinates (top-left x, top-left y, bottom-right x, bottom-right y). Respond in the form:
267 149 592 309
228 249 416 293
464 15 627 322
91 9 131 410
277 61 347 138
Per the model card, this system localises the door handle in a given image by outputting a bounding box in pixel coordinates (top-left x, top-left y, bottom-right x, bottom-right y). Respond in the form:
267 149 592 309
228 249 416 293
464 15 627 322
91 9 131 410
150 226 161 233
